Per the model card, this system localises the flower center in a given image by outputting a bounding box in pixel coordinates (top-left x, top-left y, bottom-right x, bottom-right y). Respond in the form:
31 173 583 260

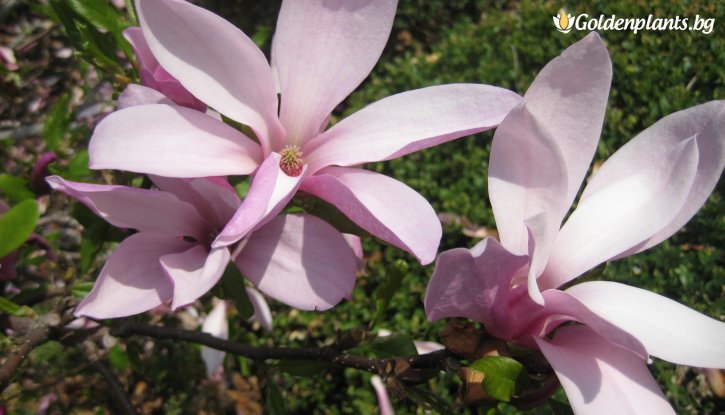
279 144 304 177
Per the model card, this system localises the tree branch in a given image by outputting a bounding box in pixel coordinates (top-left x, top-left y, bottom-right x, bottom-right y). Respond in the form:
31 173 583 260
110 321 456 383
91 360 137 415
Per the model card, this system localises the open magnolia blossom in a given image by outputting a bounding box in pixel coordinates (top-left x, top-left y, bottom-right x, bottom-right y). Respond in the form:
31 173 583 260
425 33 725 414
47 175 358 316
88 0 522 265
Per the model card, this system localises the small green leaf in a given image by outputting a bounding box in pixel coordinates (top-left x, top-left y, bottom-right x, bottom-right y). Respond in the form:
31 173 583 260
215 263 254 319
108 345 130 371
371 259 408 328
265 380 286 415
0 297 21 315
0 297 35 317
65 150 93 181
549 399 575 415
351 334 418 358
66 0 125 35
43 94 71 151
276 360 332 377
303 196 366 236
71 281 94 299
252 25 273 48
0 174 35 202
0 199 39 258
469 356 528 402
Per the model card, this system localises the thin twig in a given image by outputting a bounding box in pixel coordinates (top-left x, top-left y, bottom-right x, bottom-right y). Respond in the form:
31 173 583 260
110 321 455 383
91 360 137 415
0 318 52 391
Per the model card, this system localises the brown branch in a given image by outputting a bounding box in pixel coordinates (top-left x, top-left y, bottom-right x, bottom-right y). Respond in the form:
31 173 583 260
110 321 456 383
91 360 137 415
0 318 52 391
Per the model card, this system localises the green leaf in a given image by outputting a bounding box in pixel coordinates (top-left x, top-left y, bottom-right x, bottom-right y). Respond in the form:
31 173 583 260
265 380 286 415
215 263 254 319
469 356 528 402
0 199 39 258
108 344 130 371
351 334 418 358
549 399 575 415
0 174 35 202
371 259 408 328
302 196 366 236
0 297 35 317
276 360 333 377
71 281 94 299
66 0 133 59
65 150 93 181
43 94 70 151
252 25 273 49
66 0 124 35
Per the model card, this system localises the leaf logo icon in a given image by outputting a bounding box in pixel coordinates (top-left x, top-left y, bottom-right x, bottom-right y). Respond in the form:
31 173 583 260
553 9 575 33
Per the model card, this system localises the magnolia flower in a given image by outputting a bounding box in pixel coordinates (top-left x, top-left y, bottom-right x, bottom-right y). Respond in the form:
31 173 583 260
425 33 725 414
47 175 357 317
89 0 522 265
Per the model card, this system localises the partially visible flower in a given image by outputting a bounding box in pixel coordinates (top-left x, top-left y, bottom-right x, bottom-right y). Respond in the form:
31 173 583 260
201 299 228 377
370 375 395 415
123 27 205 111
200 290 273 377
30 152 57 194
47 174 357 317
425 33 725 414
89 0 522 284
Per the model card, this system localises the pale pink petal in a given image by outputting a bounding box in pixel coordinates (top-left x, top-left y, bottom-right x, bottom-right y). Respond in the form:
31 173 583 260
75 232 191 319
343 233 365 271
523 32 611 209
89 104 262 177
304 84 522 173
541 137 699 289
272 0 397 145
524 212 556 305
123 27 159 87
201 300 228 376
234 214 357 311
535 326 675 415
124 27 205 111
370 375 395 415
489 33 611 256
414 341 444 355
300 167 439 264
117 84 174 109
136 0 283 153
214 154 304 247
161 246 230 310
246 287 273 333
150 176 240 228
566 281 725 368
46 176 208 239
582 101 725 257
489 103 568 256
424 238 528 336
536 289 647 360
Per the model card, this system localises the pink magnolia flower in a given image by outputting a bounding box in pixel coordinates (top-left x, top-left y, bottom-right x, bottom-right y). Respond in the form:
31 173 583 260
47 174 357 317
89 0 522 265
425 33 725 414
